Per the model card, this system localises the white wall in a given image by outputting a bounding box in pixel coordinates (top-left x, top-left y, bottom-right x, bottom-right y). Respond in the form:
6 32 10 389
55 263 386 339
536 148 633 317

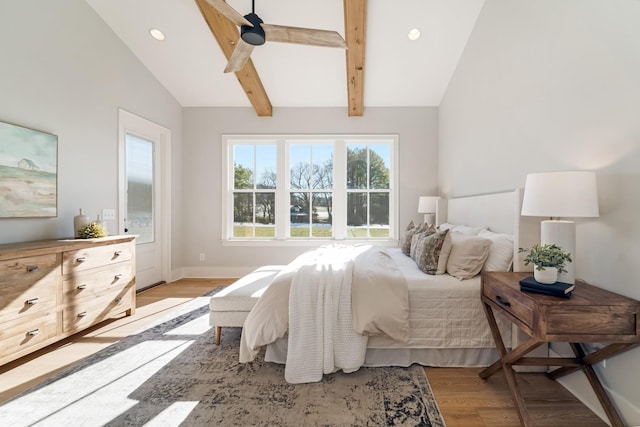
440 0 640 424
181 107 438 277
0 0 184 269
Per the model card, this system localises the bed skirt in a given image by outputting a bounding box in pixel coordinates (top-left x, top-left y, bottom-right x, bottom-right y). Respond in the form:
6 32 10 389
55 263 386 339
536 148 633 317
264 337 503 369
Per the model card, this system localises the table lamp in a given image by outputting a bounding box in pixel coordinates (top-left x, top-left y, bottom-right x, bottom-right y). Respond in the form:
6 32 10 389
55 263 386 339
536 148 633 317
418 196 440 226
521 171 599 284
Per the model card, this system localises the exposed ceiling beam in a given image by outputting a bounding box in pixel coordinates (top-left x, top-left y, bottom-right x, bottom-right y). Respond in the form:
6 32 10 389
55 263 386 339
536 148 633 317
344 0 366 116
194 0 273 116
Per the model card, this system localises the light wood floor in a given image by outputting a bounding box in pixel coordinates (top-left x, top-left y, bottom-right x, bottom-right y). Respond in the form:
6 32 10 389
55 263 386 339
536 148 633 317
0 279 606 426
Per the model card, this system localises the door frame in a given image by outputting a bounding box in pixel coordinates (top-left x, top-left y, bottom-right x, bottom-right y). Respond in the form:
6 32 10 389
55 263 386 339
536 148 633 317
118 108 172 288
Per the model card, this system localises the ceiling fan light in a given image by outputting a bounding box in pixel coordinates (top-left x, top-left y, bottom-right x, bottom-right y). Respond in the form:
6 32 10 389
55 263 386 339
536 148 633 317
241 13 265 46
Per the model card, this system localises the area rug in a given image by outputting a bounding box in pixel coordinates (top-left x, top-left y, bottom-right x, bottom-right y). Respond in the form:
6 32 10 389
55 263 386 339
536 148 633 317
0 291 445 426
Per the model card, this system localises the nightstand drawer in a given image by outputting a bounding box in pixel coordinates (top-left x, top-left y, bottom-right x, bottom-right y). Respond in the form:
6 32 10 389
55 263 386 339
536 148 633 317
483 278 534 329
546 306 638 338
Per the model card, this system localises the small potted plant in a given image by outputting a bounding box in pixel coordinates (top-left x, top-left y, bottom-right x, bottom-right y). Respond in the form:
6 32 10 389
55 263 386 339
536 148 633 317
518 243 572 284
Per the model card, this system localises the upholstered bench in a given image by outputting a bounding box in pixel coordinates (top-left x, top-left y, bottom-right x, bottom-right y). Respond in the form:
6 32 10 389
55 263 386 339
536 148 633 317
209 265 284 345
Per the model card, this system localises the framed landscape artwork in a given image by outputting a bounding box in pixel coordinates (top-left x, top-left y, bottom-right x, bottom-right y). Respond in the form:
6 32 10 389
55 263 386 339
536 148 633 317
0 121 58 218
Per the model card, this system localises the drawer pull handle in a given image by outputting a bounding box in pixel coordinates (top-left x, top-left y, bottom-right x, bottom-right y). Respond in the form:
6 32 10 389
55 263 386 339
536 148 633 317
26 265 39 273
77 284 88 290
28 329 40 336
114 251 123 256
76 256 87 263
495 295 511 307
77 311 88 318
114 274 123 280
26 298 39 305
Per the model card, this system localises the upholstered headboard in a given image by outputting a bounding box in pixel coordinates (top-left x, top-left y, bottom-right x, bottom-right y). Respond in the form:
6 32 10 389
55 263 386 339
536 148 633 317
436 189 539 272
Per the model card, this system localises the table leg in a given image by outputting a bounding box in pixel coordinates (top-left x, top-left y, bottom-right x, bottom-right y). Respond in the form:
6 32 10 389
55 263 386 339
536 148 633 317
568 343 625 427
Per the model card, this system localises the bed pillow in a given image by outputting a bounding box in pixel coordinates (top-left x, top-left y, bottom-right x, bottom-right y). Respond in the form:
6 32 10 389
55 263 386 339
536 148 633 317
435 231 453 274
446 233 492 280
411 229 449 275
409 224 436 259
479 229 514 272
438 223 487 236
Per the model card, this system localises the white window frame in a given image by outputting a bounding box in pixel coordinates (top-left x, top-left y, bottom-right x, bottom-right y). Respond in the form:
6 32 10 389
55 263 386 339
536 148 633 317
222 134 398 246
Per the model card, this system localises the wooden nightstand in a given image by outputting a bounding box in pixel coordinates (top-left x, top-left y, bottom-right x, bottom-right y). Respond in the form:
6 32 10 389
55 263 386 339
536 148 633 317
479 271 640 427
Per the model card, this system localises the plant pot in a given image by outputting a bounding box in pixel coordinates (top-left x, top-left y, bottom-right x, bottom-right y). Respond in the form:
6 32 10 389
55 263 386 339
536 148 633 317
534 266 557 284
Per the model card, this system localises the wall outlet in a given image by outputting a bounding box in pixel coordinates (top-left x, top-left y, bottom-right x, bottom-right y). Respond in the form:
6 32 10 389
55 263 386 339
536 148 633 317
102 209 116 220
199 253 205 261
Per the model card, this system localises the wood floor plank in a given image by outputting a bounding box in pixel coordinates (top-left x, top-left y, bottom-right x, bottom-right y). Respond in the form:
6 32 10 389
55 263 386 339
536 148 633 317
426 367 607 426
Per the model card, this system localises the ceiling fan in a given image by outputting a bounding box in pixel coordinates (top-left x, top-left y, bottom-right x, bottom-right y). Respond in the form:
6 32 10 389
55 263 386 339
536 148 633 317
205 0 347 73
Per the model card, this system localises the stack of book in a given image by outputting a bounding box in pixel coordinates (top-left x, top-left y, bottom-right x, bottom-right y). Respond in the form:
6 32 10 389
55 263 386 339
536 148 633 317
519 276 575 298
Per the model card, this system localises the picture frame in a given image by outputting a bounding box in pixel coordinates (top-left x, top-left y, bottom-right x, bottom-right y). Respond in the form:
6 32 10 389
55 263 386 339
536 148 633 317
0 121 58 218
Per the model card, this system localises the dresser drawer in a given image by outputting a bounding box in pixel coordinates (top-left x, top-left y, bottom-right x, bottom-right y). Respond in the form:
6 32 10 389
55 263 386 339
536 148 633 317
63 288 133 334
483 277 534 329
0 253 60 287
62 242 133 274
0 311 60 360
0 257 60 324
62 262 133 305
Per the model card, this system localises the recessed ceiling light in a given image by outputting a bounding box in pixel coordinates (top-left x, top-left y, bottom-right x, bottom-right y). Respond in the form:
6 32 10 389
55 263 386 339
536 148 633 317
149 28 165 41
408 28 421 41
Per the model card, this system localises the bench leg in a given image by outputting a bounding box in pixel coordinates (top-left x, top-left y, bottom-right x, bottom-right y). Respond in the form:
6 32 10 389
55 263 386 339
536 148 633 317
216 326 222 345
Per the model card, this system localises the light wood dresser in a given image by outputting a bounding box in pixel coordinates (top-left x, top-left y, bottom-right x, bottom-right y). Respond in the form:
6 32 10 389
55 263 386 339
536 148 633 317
0 235 136 366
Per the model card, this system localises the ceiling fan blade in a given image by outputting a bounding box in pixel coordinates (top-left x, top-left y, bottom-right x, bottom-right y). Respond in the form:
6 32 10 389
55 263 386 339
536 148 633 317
224 39 255 73
262 24 346 49
204 0 252 27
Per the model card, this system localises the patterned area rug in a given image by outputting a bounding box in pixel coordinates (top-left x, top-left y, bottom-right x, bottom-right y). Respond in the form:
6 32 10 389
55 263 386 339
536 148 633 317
0 292 445 426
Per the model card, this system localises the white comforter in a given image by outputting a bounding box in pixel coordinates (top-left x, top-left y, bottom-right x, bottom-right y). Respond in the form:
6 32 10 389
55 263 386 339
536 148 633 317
239 245 409 383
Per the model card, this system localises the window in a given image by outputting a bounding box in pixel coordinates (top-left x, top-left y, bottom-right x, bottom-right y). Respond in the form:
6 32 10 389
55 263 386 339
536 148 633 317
223 135 397 243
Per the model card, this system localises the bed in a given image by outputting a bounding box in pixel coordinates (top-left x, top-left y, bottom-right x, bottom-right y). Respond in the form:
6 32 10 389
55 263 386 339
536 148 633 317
239 189 540 383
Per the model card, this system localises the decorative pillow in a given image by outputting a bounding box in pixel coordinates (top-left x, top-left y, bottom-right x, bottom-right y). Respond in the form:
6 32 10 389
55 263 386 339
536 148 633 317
412 229 449 275
446 233 492 280
409 224 436 259
399 220 416 255
479 229 514 272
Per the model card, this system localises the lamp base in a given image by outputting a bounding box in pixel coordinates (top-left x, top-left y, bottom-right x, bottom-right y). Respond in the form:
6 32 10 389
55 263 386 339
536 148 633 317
541 220 575 284
423 213 436 226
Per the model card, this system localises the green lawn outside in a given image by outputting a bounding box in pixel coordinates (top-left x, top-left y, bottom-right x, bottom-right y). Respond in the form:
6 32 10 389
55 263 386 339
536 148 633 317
234 225 389 238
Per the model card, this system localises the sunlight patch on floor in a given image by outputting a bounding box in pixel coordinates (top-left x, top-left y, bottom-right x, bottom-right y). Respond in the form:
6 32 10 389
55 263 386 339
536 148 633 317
164 313 211 336
142 401 200 427
0 340 194 426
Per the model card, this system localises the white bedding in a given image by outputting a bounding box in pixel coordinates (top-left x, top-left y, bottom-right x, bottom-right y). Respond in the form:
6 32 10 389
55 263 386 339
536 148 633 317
239 245 409 383
367 248 512 349
241 245 512 381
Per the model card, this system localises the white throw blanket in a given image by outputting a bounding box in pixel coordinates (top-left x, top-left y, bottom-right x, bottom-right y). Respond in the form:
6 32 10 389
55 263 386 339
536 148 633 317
285 245 369 383
239 244 409 384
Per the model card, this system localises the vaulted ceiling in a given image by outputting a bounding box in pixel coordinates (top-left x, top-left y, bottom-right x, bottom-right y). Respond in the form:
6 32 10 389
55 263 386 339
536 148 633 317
86 0 484 116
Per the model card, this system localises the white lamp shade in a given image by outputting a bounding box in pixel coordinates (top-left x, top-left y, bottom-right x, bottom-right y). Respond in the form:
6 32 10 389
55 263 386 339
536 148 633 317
418 196 440 213
521 171 599 218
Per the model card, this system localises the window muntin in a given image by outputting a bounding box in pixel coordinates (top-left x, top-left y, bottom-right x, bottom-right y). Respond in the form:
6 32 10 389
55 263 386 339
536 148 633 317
224 135 396 242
